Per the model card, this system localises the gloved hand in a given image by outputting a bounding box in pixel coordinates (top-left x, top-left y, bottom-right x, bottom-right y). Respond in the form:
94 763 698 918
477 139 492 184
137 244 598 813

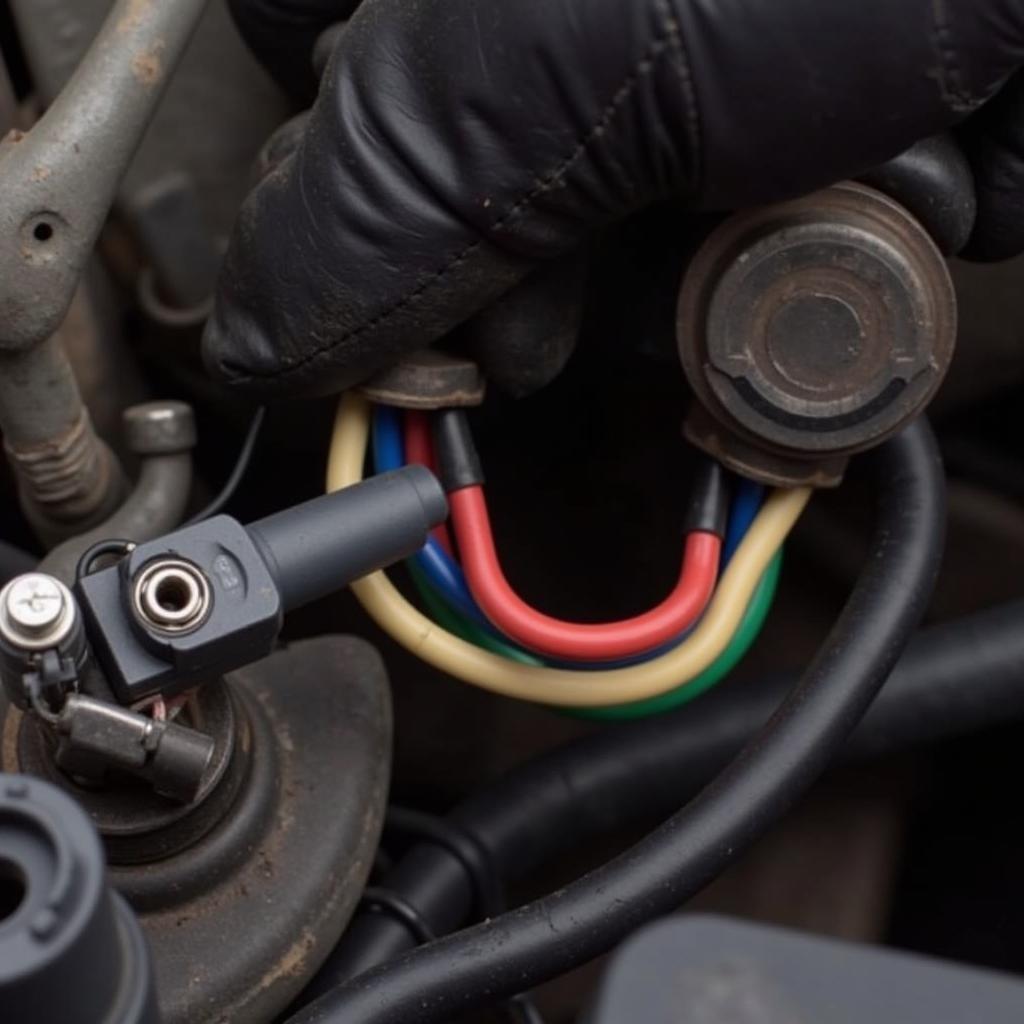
205 0 1024 398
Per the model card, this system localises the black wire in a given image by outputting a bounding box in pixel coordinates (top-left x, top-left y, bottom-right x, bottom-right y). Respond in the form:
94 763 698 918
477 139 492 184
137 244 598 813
319 592 1024 995
184 406 266 526
285 420 946 1024
358 888 436 946
379 807 544 1024
74 538 136 583
384 806 505 916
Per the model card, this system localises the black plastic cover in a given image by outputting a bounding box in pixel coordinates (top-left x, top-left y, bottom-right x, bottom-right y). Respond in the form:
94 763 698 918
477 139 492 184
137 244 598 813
0 773 157 1023
76 467 446 703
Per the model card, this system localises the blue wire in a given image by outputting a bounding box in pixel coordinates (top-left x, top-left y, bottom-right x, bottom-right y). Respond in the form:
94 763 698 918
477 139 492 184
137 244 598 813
373 405 492 627
723 478 765 565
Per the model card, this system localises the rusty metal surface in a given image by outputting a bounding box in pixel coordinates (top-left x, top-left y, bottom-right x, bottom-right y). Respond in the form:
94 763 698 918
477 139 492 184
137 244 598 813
36 400 196 581
11 0 288 239
360 349 487 409
683 403 848 488
0 0 209 540
0 635 392 1024
1 384 127 542
679 182 956 482
0 0 210 352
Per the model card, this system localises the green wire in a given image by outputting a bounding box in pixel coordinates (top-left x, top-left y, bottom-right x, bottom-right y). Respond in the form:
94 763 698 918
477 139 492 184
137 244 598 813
407 562 545 666
406 549 784 718
574 550 783 720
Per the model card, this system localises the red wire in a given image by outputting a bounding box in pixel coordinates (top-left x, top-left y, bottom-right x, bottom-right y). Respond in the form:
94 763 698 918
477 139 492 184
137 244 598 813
449 485 721 661
404 411 455 557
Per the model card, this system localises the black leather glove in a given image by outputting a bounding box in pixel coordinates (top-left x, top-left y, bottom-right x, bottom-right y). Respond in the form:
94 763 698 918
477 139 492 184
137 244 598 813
206 0 1024 398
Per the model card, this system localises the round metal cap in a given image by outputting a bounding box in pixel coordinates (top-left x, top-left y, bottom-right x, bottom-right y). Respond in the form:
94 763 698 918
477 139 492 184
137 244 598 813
122 401 197 456
678 182 956 459
0 574 76 651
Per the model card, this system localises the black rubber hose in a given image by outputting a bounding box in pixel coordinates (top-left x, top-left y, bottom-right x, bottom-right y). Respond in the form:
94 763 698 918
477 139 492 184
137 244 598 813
289 419 945 1023
311 597 1024 997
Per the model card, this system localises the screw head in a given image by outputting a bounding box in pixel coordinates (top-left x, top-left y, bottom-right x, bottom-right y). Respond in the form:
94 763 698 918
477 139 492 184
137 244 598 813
0 573 76 650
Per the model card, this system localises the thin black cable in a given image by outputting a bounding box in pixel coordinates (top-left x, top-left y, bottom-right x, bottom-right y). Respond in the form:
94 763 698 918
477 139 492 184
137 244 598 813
74 539 136 582
384 806 505 916
184 406 266 526
287 420 946 1024
381 807 545 1024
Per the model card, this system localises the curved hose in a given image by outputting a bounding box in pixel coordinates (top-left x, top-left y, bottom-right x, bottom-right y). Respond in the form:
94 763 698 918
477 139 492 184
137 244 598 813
292 419 945 1024
310 595 1024 995
39 453 193 585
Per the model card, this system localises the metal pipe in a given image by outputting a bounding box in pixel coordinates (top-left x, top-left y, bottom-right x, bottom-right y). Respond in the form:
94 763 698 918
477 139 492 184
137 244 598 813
0 0 209 538
40 402 196 585
0 338 125 539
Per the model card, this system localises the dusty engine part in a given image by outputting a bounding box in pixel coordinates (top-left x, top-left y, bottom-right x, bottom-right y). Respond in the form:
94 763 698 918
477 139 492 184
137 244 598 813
11 0 288 239
0 572 87 710
0 0 209 542
53 693 216 804
40 400 198 585
0 346 126 543
360 349 487 409
1 637 393 1024
76 464 445 702
678 182 956 486
0 773 158 1024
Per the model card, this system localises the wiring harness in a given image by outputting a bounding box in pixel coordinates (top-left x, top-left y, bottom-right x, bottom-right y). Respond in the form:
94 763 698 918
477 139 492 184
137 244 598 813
293 404 944 1024
333 391 805 713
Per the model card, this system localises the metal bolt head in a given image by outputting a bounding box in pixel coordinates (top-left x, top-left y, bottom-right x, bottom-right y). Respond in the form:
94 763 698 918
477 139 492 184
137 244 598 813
0 573 76 650
123 401 197 456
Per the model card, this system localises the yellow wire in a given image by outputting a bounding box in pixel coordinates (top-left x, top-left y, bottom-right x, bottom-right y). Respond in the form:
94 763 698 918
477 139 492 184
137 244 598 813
331 392 812 708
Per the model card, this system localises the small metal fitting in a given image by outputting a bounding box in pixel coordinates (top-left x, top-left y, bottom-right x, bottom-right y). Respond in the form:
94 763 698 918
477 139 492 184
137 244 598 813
678 181 956 486
359 349 486 409
123 401 198 456
0 573 76 652
131 559 212 636
54 693 216 804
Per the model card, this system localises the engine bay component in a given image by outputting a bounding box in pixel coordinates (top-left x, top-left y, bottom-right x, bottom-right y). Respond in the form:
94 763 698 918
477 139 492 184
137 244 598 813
360 349 487 409
678 182 956 486
39 399 198 586
0 773 157 1024
588 915 1024 1023
0 573 87 710
0 0 209 540
330 392 809 709
2 636 393 1024
53 693 215 804
77 465 446 702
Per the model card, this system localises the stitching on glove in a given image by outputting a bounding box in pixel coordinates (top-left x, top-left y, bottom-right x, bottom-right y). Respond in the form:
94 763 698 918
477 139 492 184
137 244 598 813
239 13 688 385
654 0 702 194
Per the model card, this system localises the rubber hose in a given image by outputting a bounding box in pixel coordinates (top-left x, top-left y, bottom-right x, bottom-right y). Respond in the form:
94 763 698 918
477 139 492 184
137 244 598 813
311 597 1024 998
289 420 945 1024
